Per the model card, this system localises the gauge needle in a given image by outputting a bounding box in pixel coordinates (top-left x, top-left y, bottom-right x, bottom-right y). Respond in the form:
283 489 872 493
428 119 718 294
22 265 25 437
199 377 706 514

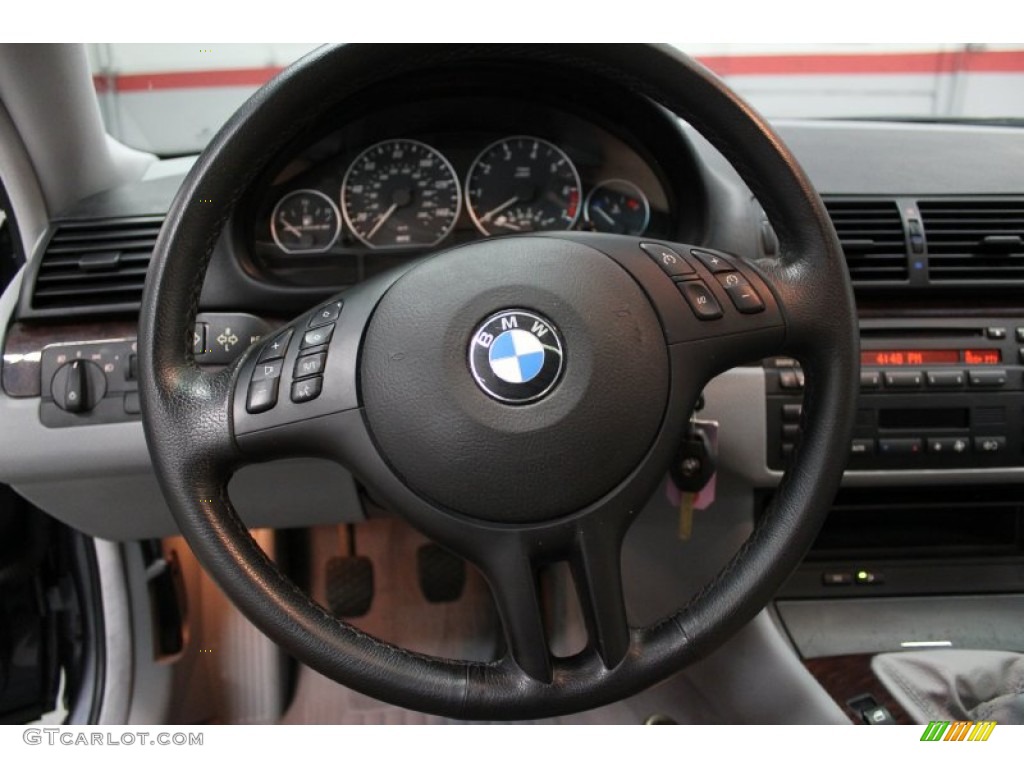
280 219 303 237
479 196 519 223
593 206 616 226
365 203 398 241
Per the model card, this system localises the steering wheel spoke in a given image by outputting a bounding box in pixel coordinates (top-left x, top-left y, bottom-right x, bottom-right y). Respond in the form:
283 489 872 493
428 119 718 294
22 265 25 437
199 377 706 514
570 519 631 670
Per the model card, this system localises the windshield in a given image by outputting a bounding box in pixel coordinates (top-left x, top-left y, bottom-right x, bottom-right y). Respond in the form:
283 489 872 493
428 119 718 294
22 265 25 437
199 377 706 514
87 43 1024 156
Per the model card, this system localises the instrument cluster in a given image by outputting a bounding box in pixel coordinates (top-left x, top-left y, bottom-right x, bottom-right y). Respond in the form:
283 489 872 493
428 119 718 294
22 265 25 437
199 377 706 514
248 97 687 286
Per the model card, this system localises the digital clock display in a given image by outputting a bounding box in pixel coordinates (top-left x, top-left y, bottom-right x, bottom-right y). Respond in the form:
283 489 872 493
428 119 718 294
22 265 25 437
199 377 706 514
861 349 1002 366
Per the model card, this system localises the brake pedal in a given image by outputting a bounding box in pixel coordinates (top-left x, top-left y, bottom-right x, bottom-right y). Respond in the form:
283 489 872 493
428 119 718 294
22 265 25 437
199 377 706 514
325 556 374 618
416 543 466 603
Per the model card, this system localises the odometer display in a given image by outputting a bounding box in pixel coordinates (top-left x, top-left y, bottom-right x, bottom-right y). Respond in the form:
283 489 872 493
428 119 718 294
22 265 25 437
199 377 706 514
341 139 461 249
466 136 582 236
861 349 1002 366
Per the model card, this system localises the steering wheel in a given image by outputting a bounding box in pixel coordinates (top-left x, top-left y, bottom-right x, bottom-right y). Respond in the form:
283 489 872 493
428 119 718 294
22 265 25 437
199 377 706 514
139 44 857 720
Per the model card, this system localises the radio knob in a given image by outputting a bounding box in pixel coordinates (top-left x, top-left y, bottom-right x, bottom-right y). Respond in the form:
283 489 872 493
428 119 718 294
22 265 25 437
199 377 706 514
51 360 107 413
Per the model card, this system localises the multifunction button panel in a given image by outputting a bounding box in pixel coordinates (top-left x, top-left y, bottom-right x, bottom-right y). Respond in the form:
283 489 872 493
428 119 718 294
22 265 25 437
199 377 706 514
245 301 341 414
766 319 1024 471
639 242 766 320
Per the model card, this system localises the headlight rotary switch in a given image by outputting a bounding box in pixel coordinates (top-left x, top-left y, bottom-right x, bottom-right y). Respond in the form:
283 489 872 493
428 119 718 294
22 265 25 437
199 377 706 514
51 359 107 413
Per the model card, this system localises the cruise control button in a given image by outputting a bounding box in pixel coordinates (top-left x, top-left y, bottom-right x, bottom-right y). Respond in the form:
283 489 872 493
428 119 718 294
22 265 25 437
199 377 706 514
253 359 283 382
927 370 965 388
291 376 323 404
690 249 733 273
715 272 765 313
258 329 293 363
294 352 326 379
969 370 1007 387
301 324 335 349
640 242 694 278
246 378 279 414
974 436 1006 453
884 371 923 388
309 301 343 328
678 281 723 320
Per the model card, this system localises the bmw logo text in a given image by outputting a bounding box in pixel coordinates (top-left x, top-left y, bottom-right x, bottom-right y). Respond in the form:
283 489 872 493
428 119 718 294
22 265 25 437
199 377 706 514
469 310 564 404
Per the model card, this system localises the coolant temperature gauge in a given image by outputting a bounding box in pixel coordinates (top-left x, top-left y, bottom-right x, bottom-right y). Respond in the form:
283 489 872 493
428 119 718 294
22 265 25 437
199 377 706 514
583 179 650 235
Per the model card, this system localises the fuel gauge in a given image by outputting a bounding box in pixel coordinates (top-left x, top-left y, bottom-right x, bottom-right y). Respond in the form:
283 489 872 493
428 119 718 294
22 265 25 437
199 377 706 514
583 179 650 235
271 189 342 254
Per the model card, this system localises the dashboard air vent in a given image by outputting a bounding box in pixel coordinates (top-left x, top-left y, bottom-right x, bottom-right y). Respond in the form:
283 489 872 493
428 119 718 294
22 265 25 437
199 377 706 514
30 217 164 313
919 200 1024 282
823 199 908 282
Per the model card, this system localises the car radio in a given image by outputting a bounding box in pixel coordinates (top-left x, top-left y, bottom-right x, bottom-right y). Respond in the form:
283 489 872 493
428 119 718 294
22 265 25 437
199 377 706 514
766 318 1024 470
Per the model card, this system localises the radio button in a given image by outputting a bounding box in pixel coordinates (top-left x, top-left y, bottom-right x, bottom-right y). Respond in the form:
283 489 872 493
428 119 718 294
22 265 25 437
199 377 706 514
974 436 1006 453
927 437 970 455
850 439 876 456
879 437 923 456
884 371 923 388
926 370 965 388
860 371 881 389
1016 327 1024 343
986 327 1007 340
968 370 1007 388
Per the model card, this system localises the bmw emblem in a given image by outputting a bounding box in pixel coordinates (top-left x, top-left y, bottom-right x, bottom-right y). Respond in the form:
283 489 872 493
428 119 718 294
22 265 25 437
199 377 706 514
469 309 565 404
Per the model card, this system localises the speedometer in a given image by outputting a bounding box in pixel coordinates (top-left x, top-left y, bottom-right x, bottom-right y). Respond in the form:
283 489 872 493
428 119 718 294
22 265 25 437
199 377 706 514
465 136 582 236
341 139 461 249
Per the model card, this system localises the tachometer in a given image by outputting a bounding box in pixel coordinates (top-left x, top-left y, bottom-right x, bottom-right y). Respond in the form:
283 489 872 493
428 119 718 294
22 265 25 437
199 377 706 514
271 189 342 254
341 139 461 249
465 136 582 236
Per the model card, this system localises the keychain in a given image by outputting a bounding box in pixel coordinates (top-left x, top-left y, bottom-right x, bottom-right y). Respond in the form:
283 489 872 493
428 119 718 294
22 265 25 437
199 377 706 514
666 419 719 540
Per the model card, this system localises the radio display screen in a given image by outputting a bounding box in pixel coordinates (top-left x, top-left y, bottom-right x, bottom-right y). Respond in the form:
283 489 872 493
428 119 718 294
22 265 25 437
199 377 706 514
861 349 1002 366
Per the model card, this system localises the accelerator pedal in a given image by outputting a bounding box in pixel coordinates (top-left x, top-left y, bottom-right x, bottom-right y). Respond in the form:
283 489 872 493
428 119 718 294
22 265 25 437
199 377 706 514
416 543 466 603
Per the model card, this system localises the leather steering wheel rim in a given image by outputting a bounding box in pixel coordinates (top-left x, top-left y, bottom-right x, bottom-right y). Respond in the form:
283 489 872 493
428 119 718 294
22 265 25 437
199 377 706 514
139 44 858 720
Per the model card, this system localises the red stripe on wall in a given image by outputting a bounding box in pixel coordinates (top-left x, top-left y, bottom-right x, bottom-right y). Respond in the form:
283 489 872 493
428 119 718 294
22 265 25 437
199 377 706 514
699 50 1024 76
92 50 1024 93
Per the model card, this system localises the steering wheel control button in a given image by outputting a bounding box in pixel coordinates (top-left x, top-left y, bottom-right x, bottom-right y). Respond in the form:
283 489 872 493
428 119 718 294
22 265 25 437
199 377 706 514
715 272 765 314
295 352 326 379
469 310 564 404
301 323 335 350
884 371 923 388
258 329 293 362
690 248 733 273
309 301 343 328
291 376 323 404
640 242 694 278
246 378 279 414
252 359 284 382
678 281 723 320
